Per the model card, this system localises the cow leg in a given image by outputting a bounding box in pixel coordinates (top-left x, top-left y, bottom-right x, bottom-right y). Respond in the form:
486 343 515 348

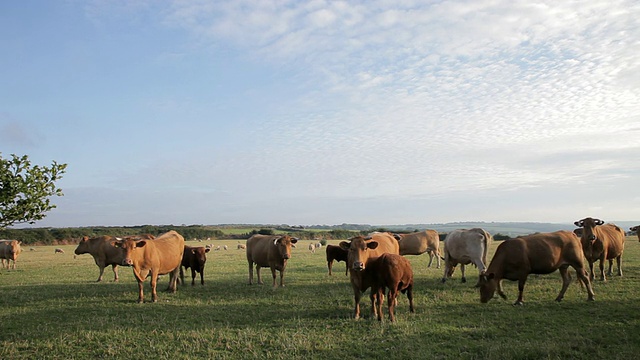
179 266 185 285
373 287 383 321
369 290 378 319
149 271 159 303
256 266 264 285
598 257 606 281
497 279 507 300
575 266 595 301
427 252 434 268
607 259 614 277
555 266 571 302
328 260 333 276
133 269 148 303
199 268 205 285
96 265 106 282
514 276 527 305
460 264 466 283
436 250 442 269
616 256 623 277
112 264 119 282
353 286 362 320
270 267 278 287
191 268 196 286
406 284 415 314
388 288 399 322
587 260 595 282
167 267 179 293
248 262 254 285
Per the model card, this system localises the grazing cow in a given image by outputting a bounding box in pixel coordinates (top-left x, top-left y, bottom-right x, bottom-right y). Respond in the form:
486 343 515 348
368 253 415 322
393 230 442 268
308 243 316 253
246 234 298 287
113 230 185 303
630 226 640 242
574 217 625 281
339 233 400 319
477 231 595 305
55 248 65 254
0 240 22 270
180 245 210 286
237 244 246 250
223 245 228 250
441 228 492 284
325 244 348 276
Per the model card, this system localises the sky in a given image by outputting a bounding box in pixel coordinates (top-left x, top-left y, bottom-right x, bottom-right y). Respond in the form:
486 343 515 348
1 0 639 228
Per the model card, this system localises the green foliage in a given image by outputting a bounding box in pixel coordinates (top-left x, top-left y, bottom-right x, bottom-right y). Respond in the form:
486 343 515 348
0 153 67 229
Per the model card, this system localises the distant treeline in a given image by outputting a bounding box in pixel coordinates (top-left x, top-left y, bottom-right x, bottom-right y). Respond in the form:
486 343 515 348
1 224 516 246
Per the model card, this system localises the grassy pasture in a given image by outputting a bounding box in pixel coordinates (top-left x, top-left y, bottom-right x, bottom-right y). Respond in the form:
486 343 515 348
1 237 640 359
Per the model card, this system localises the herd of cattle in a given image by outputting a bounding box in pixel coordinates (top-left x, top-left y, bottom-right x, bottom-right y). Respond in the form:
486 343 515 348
1 218 639 321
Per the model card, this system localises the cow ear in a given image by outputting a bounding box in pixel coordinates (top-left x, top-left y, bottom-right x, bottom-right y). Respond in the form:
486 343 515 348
367 241 379 250
82 236 89 241
191 249 197 255
393 234 401 240
137 240 147 248
205 248 211 253
291 238 298 244
112 241 122 248
339 241 351 250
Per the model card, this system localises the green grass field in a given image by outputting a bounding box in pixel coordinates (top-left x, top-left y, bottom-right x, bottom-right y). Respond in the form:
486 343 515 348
1 237 639 359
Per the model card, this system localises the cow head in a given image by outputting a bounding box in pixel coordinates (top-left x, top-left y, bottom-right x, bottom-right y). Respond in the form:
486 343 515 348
272 235 298 260
113 239 147 266
630 225 640 241
5 241 21 260
573 217 604 242
477 273 497 303
339 236 378 272
191 247 210 270
74 236 91 255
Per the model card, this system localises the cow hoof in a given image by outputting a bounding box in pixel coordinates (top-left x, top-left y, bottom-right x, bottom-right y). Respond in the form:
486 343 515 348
513 301 524 306
587 297 595 302
461 277 467 283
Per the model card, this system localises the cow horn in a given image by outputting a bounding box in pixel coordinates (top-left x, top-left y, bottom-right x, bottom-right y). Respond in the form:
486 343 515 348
364 236 373 240
574 220 584 227
595 219 604 225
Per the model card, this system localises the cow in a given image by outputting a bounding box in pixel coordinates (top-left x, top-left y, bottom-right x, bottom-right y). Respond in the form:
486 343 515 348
308 243 316 253
393 230 442 268
325 244 348 276
630 226 640 242
368 253 415 322
441 228 492 284
237 244 246 250
112 230 185 303
246 234 298 287
0 240 22 270
574 217 625 281
223 245 228 250
339 232 400 320
55 248 65 254
477 230 595 305
180 245 210 286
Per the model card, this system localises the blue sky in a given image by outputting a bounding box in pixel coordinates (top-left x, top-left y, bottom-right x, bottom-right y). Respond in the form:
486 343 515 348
1 0 639 227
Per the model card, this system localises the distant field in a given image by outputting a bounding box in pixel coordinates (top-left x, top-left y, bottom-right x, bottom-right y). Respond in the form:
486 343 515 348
1 237 640 359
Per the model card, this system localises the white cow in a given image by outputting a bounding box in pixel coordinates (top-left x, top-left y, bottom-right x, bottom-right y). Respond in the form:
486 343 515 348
441 228 492 284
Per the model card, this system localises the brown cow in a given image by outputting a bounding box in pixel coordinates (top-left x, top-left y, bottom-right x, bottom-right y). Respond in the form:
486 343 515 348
325 244 348 276
477 231 595 305
74 236 122 282
113 230 185 303
339 233 400 320
246 234 298 287
74 234 155 282
0 240 22 270
630 226 640 242
180 245 210 286
368 253 415 322
393 230 442 268
574 217 625 281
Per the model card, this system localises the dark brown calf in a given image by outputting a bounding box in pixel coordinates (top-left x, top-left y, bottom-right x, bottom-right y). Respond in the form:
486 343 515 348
630 226 640 242
325 244 348 276
180 246 210 286
477 231 594 305
368 253 415 322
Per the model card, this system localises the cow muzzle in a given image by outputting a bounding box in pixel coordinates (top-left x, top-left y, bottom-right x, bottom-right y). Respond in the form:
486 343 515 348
352 262 364 271
122 259 134 266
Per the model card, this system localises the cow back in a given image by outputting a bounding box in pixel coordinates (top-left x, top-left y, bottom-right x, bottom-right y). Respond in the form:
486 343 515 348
141 231 185 274
444 228 491 264
397 230 439 255
595 224 625 259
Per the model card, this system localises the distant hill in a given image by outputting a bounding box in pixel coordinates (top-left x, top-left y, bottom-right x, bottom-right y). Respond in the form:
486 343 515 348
313 221 640 236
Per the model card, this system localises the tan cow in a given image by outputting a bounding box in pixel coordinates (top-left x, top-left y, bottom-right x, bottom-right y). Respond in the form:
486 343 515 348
246 234 298 287
477 230 595 305
441 228 492 284
0 240 22 270
630 226 640 242
368 253 415 322
574 217 625 281
113 230 185 303
74 234 155 282
339 233 400 320
393 230 442 268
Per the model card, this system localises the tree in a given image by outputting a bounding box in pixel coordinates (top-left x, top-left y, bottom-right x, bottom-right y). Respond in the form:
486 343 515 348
0 153 67 229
